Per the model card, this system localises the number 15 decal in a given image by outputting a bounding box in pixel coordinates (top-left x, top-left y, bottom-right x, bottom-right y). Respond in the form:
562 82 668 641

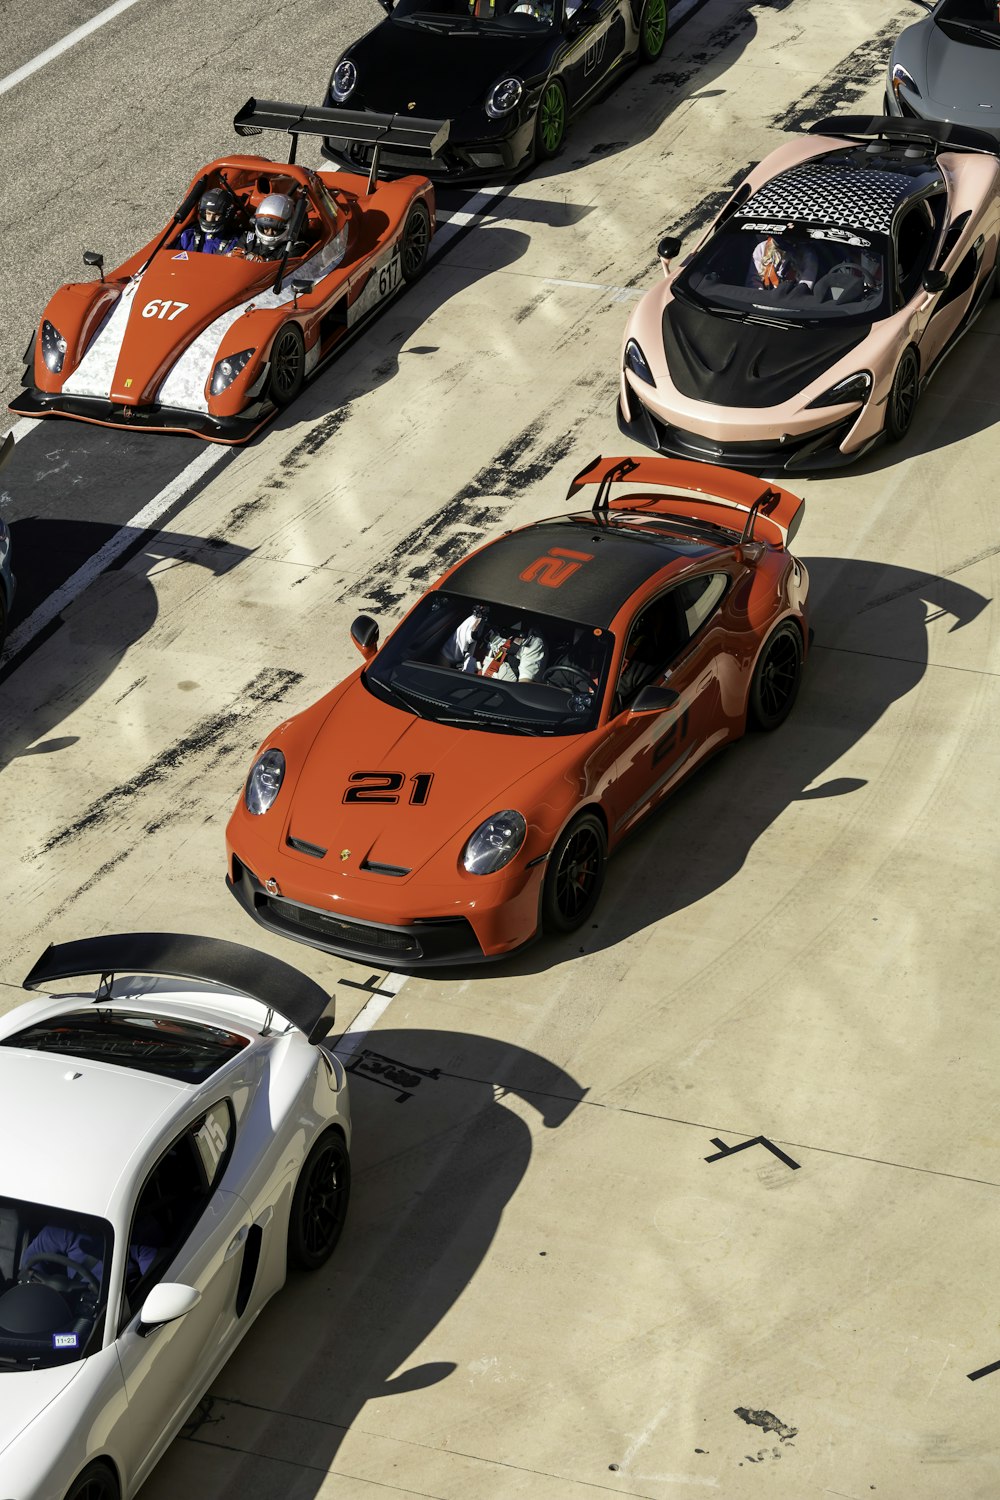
343 772 434 805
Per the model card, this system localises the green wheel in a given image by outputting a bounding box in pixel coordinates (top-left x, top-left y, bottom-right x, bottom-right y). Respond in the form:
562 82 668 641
535 78 567 160
639 0 667 62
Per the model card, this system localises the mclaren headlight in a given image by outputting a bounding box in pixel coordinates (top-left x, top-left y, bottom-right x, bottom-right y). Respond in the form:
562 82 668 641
806 371 872 409
891 62 920 99
624 338 655 386
330 59 357 104
245 749 286 816
41 320 68 374
462 810 526 874
486 77 523 120
211 348 255 396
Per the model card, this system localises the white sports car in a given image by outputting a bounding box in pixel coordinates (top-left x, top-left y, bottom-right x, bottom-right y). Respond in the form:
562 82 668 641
0 933 352 1500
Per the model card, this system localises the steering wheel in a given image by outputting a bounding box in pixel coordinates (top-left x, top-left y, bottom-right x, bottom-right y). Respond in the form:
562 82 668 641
20 1251 100 1293
543 663 594 693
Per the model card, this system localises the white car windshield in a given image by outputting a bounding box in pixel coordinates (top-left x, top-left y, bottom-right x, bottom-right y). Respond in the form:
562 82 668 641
0 1198 113 1370
678 221 890 324
364 589 615 735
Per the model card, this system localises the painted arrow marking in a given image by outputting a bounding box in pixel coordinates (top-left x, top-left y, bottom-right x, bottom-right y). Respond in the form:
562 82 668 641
705 1135 801 1171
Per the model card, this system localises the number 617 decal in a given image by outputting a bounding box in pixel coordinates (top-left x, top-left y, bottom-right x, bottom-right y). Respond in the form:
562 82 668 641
343 771 434 805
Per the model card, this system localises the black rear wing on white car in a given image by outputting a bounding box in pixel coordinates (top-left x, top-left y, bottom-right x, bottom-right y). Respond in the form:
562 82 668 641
22 932 336 1044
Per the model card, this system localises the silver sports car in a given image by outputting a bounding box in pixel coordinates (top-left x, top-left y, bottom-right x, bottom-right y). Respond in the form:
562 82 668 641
887 0 1000 130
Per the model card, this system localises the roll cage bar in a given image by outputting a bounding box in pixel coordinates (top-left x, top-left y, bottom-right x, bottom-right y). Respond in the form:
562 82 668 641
23 933 336 1044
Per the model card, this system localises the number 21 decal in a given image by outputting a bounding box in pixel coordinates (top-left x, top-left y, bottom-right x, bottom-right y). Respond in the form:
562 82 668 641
343 771 434 805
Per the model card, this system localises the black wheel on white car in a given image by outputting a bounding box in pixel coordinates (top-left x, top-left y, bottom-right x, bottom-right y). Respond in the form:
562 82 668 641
64 1461 120 1500
288 1127 351 1271
885 346 919 442
268 323 306 408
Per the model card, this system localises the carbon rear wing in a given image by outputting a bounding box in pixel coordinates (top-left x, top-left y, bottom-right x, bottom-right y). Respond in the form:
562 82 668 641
23 933 335 1044
234 97 450 186
567 455 805 549
809 114 1000 159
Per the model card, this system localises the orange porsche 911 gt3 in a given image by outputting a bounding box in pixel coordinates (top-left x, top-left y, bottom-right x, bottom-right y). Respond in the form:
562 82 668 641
226 456 810 968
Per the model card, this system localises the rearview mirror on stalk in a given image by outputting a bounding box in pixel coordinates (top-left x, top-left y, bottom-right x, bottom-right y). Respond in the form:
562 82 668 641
83 250 104 282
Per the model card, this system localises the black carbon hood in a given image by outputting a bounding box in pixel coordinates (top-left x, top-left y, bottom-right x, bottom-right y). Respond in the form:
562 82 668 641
662 298 871 409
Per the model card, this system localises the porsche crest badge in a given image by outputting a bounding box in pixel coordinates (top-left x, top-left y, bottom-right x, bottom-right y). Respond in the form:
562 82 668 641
408 101 416 110
340 848 351 862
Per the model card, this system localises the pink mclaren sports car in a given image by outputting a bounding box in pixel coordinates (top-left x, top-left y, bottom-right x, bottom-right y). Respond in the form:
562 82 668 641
618 115 1000 473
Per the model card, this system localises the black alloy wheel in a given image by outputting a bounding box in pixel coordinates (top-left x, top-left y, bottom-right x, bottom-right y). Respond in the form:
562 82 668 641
65 1462 120 1500
535 78 568 160
992 249 1000 298
288 1128 351 1271
268 323 306 408
885 346 919 442
401 202 431 283
748 621 803 732
543 812 607 934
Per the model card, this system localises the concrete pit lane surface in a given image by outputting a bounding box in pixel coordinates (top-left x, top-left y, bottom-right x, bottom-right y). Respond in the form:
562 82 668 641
3 0 1000 1496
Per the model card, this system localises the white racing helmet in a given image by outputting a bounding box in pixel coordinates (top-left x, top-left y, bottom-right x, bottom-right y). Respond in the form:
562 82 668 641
254 193 295 250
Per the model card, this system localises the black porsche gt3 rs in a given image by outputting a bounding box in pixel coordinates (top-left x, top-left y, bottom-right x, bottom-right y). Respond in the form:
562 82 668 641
319 0 669 183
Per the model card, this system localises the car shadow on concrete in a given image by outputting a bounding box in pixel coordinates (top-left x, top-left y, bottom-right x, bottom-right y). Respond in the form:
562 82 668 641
0 523 249 770
148 1028 585 1494
478 556 990 974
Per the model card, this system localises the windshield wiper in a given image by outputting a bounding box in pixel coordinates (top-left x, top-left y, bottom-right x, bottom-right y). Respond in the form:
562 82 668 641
378 679 428 718
939 17 1000 45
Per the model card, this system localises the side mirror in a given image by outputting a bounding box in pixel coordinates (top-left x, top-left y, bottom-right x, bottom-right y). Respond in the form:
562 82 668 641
83 249 105 282
568 5 600 33
351 614 380 661
921 267 949 294
657 235 681 269
137 1282 201 1336
291 276 316 307
628 684 680 716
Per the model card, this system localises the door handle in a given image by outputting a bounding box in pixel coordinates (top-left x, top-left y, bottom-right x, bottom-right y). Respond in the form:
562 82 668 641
225 1224 250 1261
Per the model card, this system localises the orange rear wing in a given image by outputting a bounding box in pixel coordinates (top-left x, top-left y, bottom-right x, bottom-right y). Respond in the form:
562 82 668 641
566 455 805 550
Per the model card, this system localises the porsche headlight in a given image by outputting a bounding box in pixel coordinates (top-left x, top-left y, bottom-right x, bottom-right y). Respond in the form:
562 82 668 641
211 348 255 396
806 371 872 409
330 59 357 103
41 319 68 374
486 77 523 119
624 338 655 386
245 749 286 815
462 810 526 874
891 62 920 98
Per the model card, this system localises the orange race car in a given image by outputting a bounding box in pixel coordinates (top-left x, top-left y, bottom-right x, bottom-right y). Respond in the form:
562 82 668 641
226 456 810 968
10 100 447 443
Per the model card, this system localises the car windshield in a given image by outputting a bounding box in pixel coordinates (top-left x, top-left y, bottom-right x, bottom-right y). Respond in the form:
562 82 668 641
1 1009 250 1083
936 0 1000 40
677 221 890 324
363 589 615 735
0 1197 112 1370
392 0 555 31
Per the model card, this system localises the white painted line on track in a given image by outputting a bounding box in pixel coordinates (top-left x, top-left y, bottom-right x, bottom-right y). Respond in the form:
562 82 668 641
432 190 507 254
0 442 226 665
333 971 410 1056
0 0 147 98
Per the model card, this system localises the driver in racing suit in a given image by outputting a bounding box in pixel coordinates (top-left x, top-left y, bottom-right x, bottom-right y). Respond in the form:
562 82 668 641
441 606 547 681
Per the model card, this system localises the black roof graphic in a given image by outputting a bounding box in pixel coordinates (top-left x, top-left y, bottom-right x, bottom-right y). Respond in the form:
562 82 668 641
445 517 714 628
741 157 933 235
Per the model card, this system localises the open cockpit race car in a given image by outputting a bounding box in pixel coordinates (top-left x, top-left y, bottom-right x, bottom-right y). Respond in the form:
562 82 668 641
618 115 1000 473
0 933 350 1500
10 99 448 443
226 455 808 970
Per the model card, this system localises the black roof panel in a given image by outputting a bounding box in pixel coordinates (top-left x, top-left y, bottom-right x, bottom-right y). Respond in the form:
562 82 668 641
445 518 714 628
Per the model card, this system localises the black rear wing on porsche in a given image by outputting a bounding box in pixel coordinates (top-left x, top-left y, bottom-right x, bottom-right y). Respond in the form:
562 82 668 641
810 114 1000 159
23 932 336 1044
234 97 450 189
566 455 805 550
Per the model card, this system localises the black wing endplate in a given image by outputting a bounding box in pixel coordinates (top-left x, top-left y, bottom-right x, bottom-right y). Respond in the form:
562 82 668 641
22 932 335 1044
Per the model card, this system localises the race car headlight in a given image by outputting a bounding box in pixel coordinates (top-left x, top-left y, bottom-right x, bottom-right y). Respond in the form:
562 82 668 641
462 810 526 875
806 371 872 409
624 338 655 386
891 62 920 98
330 59 357 103
41 319 68 374
245 749 286 816
210 348 255 396
486 77 523 120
